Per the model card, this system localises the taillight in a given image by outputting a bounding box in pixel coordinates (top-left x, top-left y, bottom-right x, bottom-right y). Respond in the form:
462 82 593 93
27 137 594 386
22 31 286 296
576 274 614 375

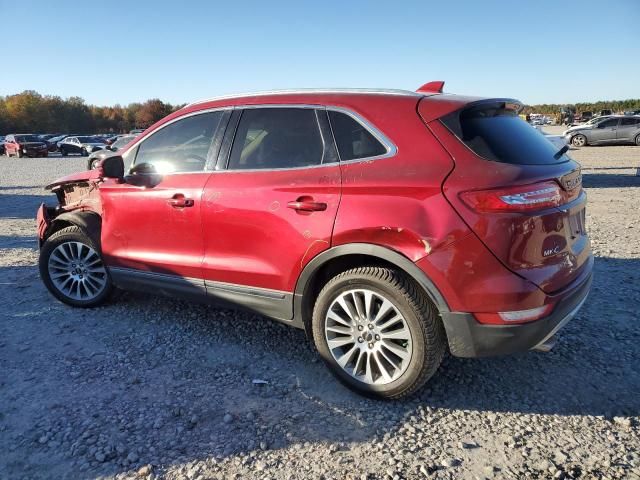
460 181 565 213
474 304 554 325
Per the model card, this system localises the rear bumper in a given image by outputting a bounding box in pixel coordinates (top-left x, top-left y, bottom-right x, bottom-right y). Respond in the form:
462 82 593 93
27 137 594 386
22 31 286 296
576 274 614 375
441 271 592 358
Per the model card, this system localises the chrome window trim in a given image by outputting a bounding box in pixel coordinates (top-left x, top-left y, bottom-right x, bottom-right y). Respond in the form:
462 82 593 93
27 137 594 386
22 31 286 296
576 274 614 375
130 107 233 175
326 106 397 163
218 104 397 172
186 88 420 108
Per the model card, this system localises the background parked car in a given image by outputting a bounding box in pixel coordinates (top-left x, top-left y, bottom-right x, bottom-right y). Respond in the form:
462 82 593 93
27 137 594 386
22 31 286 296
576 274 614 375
87 134 137 169
0 136 5 155
4 134 49 157
58 136 107 156
563 115 640 146
47 134 76 152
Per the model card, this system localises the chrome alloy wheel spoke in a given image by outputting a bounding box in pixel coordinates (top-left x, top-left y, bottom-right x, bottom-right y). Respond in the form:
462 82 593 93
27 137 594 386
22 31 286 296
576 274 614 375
325 288 412 385
48 241 107 301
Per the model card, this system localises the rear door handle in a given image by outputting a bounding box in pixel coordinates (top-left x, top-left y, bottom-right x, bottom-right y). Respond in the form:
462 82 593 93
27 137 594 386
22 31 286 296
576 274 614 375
287 197 327 212
167 194 194 208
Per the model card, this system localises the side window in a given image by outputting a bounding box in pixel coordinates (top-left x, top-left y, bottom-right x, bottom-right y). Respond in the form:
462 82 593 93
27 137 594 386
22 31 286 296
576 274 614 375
328 110 388 161
620 117 640 126
135 111 224 173
228 108 324 170
598 118 619 128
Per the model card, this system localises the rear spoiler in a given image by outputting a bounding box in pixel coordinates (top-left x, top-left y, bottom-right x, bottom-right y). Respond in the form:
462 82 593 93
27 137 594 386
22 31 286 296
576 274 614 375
418 96 523 123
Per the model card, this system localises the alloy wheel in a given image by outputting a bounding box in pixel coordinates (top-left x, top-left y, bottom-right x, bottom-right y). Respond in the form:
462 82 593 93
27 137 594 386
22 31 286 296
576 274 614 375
324 288 413 385
47 241 108 301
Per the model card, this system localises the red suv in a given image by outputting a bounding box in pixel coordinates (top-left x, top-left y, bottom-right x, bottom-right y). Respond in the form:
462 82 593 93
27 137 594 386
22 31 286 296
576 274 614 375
36 82 592 399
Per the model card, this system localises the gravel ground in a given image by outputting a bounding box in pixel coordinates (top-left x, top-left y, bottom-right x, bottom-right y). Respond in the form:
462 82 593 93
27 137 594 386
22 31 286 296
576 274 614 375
1 143 639 480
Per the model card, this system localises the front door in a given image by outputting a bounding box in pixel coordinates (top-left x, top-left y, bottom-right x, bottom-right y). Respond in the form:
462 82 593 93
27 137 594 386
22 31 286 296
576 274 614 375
100 110 228 289
200 107 341 320
590 117 619 143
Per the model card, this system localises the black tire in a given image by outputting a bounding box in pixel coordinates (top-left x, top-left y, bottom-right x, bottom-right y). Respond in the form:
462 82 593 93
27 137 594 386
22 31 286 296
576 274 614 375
81 148 88 157
59 147 66 156
571 134 587 147
39 225 112 308
16 149 23 158
635 134 640 146
312 266 446 399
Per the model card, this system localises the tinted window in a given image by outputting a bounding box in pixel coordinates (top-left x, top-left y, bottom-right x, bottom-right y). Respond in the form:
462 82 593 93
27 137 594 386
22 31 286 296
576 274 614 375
328 110 388 161
228 108 323 170
620 117 640 126
597 118 619 128
135 111 223 173
77 136 103 143
442 104 566 165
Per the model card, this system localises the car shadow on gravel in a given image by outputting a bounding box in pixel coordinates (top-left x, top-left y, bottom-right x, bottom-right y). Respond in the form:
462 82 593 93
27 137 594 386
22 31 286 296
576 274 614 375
582 173 640 188
1 257 638 478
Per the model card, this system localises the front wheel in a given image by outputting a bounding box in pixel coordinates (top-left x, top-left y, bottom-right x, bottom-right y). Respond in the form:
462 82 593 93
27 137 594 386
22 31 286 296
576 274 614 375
571 134 587 147
90 158 100 169
635 134 640 146
312 267 446 399
39 226 112 307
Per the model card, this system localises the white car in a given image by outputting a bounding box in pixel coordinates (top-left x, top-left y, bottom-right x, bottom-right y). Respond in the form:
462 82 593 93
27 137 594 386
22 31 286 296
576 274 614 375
533 125 567 150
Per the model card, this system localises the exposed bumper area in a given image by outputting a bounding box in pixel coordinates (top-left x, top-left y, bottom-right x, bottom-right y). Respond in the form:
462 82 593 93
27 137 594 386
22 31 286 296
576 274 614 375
441 272 592 358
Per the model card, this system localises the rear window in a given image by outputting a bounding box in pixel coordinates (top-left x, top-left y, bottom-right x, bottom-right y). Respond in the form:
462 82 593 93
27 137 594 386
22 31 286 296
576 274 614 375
442 103 567 165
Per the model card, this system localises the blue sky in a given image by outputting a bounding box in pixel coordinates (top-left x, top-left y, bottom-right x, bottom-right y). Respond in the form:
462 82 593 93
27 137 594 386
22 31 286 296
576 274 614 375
2 0 638 106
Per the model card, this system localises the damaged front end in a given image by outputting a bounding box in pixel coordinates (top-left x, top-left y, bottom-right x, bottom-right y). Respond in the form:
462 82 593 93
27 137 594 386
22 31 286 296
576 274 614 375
36 170 104 248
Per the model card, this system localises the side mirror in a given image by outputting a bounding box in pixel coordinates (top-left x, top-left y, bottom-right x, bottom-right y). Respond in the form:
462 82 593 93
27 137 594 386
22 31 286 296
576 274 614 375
124 162 163 188
101 155 125 179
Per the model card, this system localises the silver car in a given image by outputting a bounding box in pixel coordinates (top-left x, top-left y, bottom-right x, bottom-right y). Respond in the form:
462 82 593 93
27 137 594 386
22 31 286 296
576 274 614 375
564 115 640 147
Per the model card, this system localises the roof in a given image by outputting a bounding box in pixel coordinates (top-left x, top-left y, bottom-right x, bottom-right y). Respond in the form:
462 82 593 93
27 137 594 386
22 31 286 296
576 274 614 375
185 88 422 108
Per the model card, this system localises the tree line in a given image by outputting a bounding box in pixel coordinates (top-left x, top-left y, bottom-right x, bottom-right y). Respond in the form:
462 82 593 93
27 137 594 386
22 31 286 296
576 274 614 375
0 91 185 135
2 90 640 135
522 98 640 115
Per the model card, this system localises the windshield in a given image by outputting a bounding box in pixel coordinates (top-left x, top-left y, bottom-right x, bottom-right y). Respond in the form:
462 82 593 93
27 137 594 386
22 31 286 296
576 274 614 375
15 135 41 142
113 135 135 148
443 104 568 165
77 136 103 143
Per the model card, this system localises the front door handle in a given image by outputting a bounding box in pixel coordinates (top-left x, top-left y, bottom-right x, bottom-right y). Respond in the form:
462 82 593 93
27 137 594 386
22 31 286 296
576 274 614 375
167 194 194 208
287 196 327 212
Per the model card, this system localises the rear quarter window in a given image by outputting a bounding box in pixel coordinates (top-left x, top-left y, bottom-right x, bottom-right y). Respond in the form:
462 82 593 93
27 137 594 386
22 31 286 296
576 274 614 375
442 104 567 165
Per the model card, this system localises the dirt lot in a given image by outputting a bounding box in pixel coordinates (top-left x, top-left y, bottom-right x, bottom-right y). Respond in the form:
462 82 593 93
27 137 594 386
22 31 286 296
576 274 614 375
1 139 639 480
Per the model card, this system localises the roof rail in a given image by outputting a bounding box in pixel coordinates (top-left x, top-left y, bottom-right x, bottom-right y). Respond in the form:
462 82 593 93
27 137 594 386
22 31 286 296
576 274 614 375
417 81 445 94
184 88 420 108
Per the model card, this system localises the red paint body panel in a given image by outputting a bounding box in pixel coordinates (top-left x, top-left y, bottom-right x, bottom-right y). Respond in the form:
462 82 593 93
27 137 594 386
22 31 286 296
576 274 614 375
332 96 469 260
200 165 341 291
99 174 210 279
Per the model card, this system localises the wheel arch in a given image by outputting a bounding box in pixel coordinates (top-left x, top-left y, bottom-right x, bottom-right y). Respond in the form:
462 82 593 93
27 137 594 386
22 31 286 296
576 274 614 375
293 243 450 334
44 210 102 247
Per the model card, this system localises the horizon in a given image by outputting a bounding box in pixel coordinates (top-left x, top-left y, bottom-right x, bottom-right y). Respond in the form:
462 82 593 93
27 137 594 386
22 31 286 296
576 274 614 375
2 0 638 106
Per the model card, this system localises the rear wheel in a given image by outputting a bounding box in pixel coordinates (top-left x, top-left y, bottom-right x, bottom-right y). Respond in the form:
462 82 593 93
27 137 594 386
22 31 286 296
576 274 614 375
59 147 67 156
635 134 640 146
81 148 88 156
312 267 446 399
16 149 23 158
39 226 112 308
571 134 587 147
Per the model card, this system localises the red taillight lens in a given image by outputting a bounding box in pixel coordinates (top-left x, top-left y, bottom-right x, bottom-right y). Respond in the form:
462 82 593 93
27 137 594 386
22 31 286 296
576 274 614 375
460 181 565 213
474 304 555 325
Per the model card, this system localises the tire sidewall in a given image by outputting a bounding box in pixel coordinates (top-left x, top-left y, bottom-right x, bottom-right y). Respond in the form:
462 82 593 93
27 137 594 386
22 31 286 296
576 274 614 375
312 273 427 398
39 227 112 308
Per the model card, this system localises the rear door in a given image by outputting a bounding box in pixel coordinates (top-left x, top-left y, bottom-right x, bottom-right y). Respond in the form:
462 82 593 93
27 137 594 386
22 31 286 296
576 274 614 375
200 106 341 319
100 110 228 285
617 117 640 141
